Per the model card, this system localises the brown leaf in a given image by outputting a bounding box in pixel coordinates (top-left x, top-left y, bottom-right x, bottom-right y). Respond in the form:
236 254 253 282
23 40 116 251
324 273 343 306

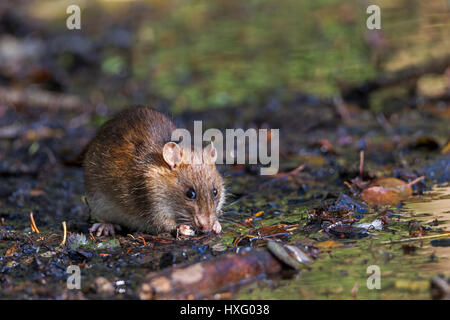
361 186 406 206
315 240 342 249
361 176 424 206
371 177 408 189
442 141 450 154
5 242 19 257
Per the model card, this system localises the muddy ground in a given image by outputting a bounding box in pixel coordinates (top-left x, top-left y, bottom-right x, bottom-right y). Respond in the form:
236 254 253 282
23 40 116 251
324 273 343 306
1 98 449 299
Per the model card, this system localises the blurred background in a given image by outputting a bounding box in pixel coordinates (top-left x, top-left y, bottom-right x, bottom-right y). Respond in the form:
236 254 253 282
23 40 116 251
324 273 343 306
0 0 449 116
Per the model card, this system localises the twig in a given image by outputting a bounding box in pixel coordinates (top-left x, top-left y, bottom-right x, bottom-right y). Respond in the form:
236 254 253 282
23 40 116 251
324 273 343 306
351 282 360 299
359 150 364 177
332 95 351 121
381 232 450 245
59 221 67 246
406 176 425 187
272 164 305 178
138 236 147 245
30 211 39 233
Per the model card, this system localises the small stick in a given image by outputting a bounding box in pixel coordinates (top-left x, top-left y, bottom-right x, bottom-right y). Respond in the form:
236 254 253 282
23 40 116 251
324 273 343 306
351 282 360 299
138 236 147 245
274 164 305 178
265 164 305 184
332 95 351 121
359 150 364 177
381 232 450 245
406 176 425 187
30 211 39 234
60 221 67 246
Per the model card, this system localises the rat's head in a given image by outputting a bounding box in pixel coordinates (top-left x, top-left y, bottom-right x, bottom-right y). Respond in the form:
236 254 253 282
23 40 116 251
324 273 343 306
162 141 225 233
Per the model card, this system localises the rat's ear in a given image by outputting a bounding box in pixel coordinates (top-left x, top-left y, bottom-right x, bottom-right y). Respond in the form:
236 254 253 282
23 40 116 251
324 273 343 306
163 142 183 170
203 141 217 164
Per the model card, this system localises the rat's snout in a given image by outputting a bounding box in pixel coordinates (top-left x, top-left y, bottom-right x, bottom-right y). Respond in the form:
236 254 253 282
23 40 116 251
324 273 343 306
193 215 215 232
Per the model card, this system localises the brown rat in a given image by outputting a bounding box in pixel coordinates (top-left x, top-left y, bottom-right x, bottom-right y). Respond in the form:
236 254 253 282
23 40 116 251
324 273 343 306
83 106 225 236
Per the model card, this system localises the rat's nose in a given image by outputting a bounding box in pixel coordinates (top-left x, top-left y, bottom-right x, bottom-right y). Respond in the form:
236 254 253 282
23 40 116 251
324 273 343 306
194 215 213 232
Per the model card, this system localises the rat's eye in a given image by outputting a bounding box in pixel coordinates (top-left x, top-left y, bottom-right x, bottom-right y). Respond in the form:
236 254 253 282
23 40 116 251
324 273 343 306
212 187 218 198
186 188 196 200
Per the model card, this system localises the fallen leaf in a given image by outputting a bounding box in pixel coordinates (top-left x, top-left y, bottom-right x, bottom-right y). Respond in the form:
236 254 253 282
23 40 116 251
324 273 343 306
361 177 424 206
361 186 405 206
401 244 417 255
318 139 335 154
395 280 429 291
325 222 369 239
371 177 410 189
5 242 19 257
314 240 342 249
442 141 450 154
244 211 263 224
272 164 305 178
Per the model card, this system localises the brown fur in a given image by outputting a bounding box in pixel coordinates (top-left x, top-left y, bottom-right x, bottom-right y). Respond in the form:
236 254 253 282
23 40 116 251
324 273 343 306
83 106 225 234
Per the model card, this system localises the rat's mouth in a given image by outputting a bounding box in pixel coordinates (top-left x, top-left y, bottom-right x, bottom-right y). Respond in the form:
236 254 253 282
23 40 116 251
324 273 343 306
177 218 221 236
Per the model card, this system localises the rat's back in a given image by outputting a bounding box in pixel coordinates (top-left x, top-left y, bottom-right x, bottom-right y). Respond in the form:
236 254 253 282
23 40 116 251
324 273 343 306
83 106 177 233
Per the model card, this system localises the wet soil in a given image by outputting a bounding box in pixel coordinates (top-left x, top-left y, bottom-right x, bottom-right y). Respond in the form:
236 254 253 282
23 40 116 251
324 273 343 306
1 100 449 299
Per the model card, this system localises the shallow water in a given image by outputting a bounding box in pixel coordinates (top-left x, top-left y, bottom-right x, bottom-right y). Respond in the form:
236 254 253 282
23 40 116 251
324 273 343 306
405 186 450 277
233 184 450 299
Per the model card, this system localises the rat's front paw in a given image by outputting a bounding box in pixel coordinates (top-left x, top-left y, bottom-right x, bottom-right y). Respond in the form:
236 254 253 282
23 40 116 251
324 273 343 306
90 223 119 237
213 220 222 234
